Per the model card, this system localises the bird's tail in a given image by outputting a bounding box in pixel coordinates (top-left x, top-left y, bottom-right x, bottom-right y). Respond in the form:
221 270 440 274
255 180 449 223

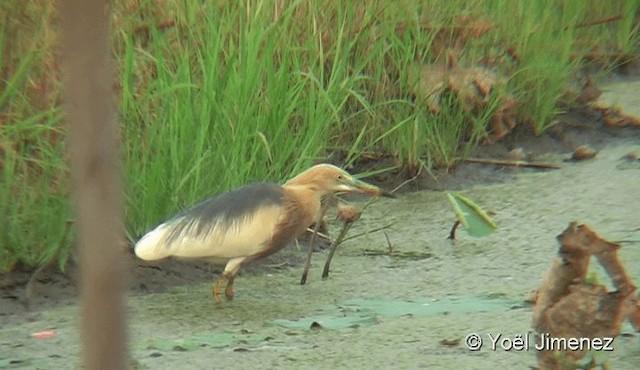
133 223 172 261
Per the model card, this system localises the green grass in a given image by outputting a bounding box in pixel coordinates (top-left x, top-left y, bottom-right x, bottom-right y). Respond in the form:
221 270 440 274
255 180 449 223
120 1 357 236
1 0 639 271
0 2 71 271
486 0 581 134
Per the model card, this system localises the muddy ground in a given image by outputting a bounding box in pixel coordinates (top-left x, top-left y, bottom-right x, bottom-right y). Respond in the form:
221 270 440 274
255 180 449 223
1 81 639 369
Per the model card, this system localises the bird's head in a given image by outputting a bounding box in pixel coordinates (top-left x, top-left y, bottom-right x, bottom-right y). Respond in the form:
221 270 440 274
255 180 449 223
285 163 382 197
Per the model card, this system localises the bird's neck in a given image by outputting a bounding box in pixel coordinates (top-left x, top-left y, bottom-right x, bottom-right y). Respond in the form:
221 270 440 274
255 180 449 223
283 185 325 223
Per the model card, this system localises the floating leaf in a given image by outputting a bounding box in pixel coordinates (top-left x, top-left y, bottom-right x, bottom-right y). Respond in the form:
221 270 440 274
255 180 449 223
269 296 517 331
446 192 497 237
341 296 514 318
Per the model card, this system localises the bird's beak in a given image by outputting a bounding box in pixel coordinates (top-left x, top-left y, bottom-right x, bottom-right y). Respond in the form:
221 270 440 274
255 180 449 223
338 176 383 197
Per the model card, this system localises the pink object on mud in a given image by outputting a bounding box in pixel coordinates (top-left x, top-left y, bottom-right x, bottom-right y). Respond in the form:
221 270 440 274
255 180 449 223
31 330 56 339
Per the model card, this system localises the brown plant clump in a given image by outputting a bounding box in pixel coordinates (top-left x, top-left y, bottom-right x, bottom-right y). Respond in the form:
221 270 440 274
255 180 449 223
410 62 517 143
531 222 640 369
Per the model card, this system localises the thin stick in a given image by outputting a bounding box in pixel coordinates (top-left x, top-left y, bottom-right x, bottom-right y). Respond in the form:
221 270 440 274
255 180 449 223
300 205 329 285
322 222 353 279
389 164 423 195
304 227 331 241
319 191 395 280
340 223 395 244
383 230 393 253
461 158 561 170
448 220 461 240
574 15 622 29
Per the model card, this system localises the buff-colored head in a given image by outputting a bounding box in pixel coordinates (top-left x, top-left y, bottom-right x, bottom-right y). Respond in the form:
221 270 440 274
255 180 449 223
284 164 382 196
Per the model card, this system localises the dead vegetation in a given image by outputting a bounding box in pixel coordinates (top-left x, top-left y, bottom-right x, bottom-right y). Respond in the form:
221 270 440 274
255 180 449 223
409 62 517 143
531 222 640 369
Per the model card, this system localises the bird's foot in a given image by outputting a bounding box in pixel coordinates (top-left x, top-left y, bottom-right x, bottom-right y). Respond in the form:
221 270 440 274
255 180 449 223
212 278 225 305
224 285 234 301
224 275 235 301
212 274 235 305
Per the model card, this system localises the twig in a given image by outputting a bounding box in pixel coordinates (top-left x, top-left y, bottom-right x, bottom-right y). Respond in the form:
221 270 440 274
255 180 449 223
300 205 329 285
573 15 622 29
361 249 432 259
318 222 395 279
461 158 561 170
383 231 393 253
264 261 291 269
448 220 461 240
340 223 395 244
616 240 640 244
322 222 354 279
389 164 423 195
362 249 390 256
304 227 331 241
319 192 395 279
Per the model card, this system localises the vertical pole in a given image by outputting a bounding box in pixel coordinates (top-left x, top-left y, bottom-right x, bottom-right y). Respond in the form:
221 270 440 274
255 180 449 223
60 1 128 369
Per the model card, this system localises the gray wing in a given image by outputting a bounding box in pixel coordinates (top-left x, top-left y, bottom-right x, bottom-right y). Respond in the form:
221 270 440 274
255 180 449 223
134 182 285 260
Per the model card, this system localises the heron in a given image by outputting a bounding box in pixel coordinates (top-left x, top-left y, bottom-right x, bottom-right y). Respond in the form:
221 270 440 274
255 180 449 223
134 163 383 304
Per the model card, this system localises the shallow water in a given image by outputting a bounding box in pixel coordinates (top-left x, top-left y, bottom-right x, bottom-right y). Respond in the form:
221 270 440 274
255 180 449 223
2 138 638 369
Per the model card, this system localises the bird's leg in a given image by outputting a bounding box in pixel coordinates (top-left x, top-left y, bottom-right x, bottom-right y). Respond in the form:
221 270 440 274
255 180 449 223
212 257 245 304
300 203 330 285
211 275 227 304
224 275 235 301
210 272 235 303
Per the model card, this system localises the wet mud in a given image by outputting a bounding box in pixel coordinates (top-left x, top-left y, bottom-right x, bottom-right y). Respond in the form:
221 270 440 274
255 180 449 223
2 82 640 369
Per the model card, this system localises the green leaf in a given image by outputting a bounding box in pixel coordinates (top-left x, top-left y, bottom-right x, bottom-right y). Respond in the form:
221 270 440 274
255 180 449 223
341 296 516 318
585 269 600 285
269 296 518 331
446 192 497 237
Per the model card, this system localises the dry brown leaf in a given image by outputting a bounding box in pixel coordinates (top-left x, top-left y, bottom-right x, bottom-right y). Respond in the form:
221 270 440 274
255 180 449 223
571 145 598 161
603 106 640 127
411 62 516 142
336 204 362 224
468 18 494 38
532 222 639 369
